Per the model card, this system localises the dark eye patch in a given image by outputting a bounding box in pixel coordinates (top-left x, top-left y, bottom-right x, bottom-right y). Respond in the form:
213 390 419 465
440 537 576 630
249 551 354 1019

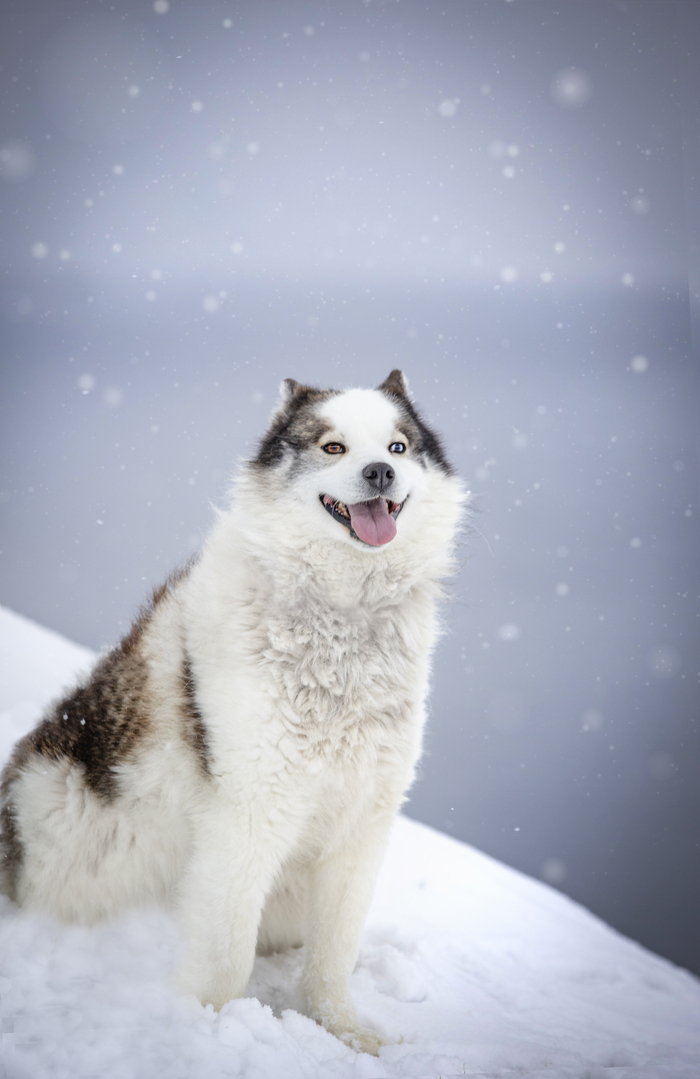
384 401 454 475
252 389 337 468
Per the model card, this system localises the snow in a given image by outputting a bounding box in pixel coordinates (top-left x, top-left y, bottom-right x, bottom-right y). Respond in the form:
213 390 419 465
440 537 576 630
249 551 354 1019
1 603 699 1078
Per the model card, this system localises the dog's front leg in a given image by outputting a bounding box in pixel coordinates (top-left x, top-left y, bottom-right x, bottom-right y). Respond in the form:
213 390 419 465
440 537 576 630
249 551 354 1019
174 797 297 1010
302 811 395 1055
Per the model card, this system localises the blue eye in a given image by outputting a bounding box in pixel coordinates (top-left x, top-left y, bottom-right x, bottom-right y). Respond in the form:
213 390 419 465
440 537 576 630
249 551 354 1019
389 442 406 454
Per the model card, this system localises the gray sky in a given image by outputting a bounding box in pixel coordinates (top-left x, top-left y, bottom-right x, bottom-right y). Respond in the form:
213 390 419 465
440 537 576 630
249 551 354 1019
1 0 699 975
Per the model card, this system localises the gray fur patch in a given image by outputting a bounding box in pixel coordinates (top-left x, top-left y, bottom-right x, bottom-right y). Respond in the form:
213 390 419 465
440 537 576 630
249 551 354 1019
378 370 453 475
252 382 337 468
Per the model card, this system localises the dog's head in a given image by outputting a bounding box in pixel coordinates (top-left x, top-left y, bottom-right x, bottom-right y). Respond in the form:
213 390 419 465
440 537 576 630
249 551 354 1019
244 370 461 556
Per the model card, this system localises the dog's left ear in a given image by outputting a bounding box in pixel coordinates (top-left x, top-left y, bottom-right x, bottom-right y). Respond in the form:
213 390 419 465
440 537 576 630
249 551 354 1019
378 369 411 400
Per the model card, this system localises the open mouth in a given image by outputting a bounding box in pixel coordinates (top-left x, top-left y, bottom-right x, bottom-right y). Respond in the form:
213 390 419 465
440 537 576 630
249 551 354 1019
320 494 406 547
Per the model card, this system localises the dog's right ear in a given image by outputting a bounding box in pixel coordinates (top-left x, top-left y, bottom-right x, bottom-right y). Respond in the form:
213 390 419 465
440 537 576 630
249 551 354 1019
278 378 304 405
268 378 319 425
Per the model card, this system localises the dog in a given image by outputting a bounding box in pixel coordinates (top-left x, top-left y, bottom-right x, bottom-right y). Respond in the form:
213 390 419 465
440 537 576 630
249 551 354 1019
0 370 464 1054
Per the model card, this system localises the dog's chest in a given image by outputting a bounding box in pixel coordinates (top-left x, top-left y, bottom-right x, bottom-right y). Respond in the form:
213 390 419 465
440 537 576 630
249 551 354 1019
260 595 423 756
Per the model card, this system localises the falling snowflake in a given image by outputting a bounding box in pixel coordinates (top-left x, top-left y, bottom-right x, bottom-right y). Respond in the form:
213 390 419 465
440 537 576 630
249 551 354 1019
541 858 567 886
551 68 592 107
0 140 36 182
438 99 459 118
582 709 604 732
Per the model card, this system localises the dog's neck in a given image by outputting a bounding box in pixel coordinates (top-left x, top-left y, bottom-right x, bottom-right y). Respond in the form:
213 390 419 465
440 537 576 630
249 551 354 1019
205 512 442 616
248 527 430 611
220 466 463 612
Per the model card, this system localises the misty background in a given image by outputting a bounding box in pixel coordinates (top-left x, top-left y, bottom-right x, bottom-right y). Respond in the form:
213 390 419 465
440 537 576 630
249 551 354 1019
1 0 699 975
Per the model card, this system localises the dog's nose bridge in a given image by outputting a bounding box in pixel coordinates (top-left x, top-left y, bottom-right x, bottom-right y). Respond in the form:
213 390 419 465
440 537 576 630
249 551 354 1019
362 461 395 492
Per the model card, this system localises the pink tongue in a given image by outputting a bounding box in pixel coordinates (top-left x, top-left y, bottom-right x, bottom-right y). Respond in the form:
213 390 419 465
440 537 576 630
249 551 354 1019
347 499 397 546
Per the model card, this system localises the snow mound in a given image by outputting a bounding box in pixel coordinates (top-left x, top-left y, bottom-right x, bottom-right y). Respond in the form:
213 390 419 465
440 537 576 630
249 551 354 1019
1 603 699 1078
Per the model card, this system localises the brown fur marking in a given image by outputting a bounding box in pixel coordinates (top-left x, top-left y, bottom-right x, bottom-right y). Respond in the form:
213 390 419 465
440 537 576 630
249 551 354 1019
0 563 196 896
181 652 211 776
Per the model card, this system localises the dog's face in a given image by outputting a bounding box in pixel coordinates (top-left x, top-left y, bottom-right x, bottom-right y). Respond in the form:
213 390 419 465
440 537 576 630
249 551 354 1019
249 370 456 551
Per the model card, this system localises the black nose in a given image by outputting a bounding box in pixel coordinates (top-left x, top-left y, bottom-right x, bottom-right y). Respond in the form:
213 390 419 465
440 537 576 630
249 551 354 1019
362 461 395 492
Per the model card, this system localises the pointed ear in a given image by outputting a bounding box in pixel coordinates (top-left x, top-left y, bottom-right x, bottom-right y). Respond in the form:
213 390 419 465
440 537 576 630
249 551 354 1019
378 369 411 399
268 378 318 424
278 378 304 405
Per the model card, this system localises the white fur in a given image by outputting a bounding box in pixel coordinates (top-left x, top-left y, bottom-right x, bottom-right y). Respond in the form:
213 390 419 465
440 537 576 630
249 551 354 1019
7 385 464 1055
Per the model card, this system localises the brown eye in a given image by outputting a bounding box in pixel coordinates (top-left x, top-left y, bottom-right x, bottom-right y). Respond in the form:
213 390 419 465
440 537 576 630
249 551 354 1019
322 442 346 454
389 442 406 454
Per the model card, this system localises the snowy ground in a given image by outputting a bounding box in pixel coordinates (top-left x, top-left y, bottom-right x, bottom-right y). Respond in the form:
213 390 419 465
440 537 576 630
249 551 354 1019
1 605 699 1079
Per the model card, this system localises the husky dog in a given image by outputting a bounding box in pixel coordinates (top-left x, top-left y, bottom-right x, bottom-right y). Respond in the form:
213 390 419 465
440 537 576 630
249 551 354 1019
0 370 463 1054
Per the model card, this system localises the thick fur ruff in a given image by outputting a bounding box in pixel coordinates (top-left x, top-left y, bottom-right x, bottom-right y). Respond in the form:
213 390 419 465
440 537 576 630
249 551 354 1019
0 370 464 1055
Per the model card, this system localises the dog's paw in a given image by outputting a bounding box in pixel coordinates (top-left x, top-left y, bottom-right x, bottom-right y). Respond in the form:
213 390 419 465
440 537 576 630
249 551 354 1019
339 1025 387 1056
173 960 244 1013
304 988 387 1056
